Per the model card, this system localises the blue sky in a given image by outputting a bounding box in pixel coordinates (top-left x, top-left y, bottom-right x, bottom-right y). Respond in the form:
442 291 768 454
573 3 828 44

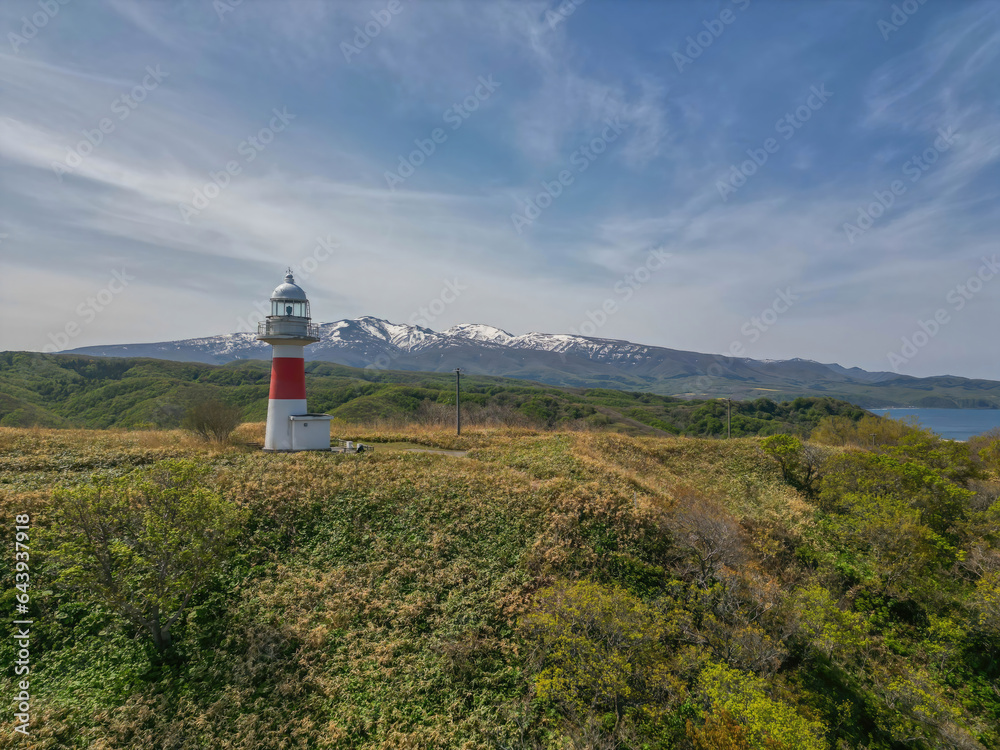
1 0 998 378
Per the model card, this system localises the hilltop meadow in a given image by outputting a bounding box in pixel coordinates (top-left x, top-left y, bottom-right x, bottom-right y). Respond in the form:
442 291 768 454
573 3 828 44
1 410 999 749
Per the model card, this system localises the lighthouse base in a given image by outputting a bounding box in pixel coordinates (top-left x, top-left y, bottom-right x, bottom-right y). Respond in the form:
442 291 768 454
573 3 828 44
264 398 305 450
263 402 334 451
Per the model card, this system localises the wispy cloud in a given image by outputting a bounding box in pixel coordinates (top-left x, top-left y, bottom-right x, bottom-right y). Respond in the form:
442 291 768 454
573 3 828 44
0 0 997 378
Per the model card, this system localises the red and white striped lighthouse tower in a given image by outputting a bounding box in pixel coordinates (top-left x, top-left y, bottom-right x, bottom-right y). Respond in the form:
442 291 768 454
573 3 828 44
256 270 324 451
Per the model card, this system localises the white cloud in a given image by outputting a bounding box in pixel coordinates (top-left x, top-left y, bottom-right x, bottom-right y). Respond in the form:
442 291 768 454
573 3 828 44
0 0 998 380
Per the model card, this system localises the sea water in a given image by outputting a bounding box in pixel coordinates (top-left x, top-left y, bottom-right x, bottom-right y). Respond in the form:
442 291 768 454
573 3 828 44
869 408 1000 441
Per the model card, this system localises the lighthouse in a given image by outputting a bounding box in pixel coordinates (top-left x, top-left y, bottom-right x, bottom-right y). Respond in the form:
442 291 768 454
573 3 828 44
257 270 332 451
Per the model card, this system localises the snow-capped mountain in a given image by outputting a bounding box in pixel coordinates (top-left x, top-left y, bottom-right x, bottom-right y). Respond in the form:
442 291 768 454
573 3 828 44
59 315 924 404
66 315 687 364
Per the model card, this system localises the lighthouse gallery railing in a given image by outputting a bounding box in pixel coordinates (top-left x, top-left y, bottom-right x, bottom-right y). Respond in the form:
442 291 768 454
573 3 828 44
257 319 321 339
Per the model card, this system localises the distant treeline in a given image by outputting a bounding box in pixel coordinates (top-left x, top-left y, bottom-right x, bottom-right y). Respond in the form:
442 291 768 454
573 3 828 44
0 352 867 437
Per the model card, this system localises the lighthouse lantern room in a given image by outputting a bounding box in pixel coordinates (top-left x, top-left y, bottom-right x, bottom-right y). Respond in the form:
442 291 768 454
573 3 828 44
257 271 332 451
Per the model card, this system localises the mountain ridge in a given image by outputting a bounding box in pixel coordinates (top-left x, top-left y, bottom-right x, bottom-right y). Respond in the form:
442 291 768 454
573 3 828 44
59 316 1000 408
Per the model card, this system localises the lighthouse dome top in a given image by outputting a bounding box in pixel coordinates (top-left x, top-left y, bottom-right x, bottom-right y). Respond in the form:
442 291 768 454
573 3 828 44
257 269 320 343
270 271 308 301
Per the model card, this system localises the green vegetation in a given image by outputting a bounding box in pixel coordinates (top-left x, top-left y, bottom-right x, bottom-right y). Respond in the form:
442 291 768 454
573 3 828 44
1 411 998 748
0 352 867 438
47 460 245 655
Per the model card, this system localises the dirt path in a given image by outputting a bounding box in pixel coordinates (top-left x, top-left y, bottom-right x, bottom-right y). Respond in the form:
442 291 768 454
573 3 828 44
402 448 469 457
370 441 469 457
593 406 675 437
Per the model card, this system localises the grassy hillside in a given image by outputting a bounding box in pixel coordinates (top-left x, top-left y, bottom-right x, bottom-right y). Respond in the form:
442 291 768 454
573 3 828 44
0 352 868 438
1 420 998 748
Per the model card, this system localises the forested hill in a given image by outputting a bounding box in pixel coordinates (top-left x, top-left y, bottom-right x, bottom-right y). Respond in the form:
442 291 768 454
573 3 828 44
63 315 1000 408
0 352 868 437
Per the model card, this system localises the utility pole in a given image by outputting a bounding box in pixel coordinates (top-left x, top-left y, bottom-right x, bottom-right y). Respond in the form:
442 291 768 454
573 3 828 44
454 368 462 435
727 398 731 439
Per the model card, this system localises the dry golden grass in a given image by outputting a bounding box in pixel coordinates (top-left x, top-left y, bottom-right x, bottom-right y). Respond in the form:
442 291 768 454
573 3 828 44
232 421 265 443
568 432 814 531
0 425 254 457
234 420 559 451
